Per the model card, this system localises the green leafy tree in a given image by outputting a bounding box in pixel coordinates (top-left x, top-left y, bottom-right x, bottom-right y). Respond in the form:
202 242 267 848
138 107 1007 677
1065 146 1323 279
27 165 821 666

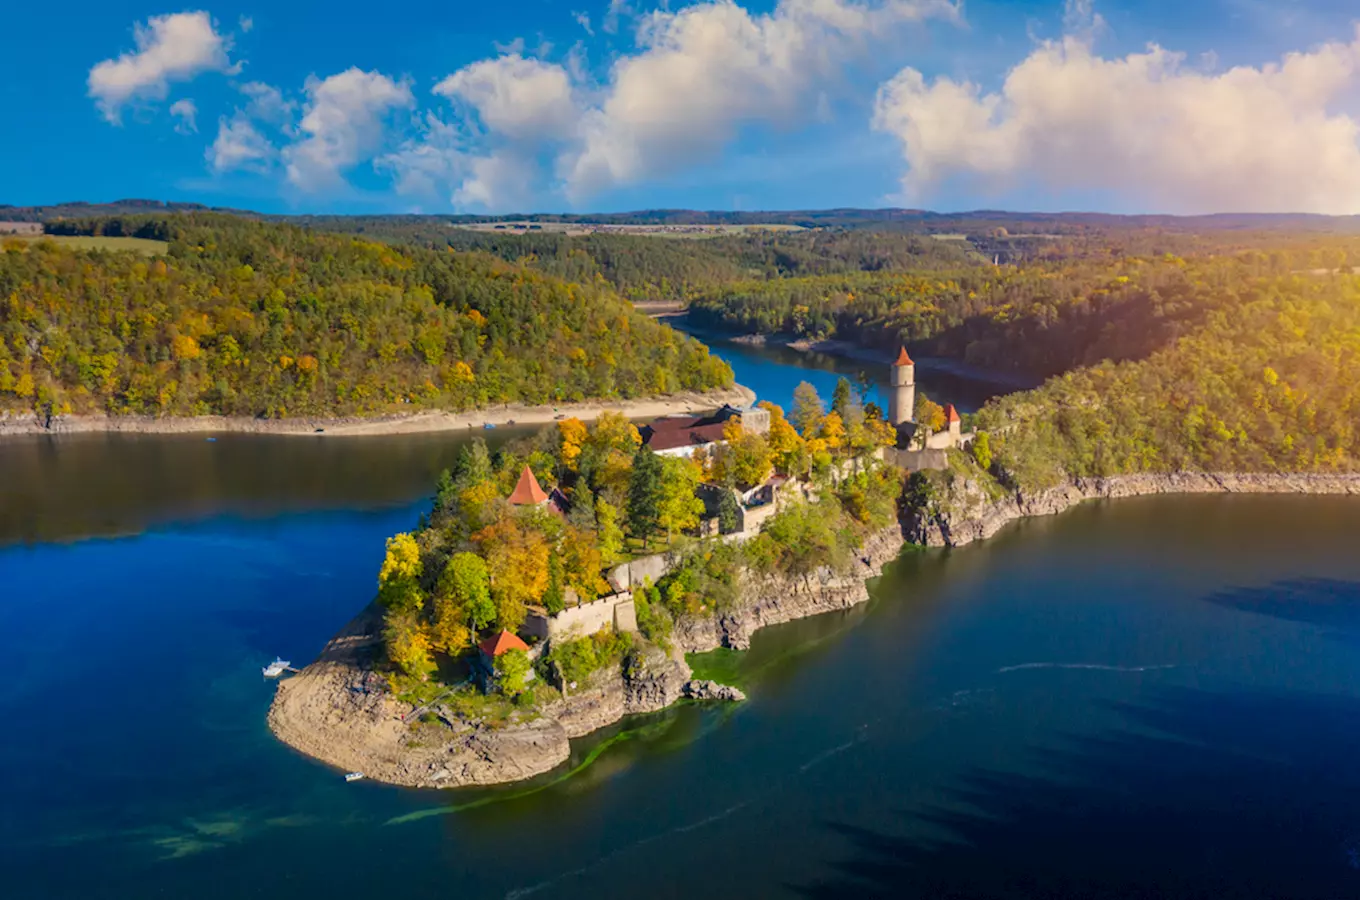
972 431 993 471
596 498 625 565
496 649 531 696
439 551 495 638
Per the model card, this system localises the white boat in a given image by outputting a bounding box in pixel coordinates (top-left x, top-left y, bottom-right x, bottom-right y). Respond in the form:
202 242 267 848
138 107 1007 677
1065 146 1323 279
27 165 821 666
345 772 365 782
262 658 291 678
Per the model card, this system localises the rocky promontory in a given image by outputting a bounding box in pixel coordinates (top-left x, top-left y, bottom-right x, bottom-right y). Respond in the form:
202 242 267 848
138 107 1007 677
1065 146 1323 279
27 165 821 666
268 523 907 789
906 471 1360 548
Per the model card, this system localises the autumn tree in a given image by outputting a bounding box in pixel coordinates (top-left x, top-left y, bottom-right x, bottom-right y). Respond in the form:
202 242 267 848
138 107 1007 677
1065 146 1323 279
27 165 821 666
916 394 947 435
558 417 588 472
383 609 435 681
657 455 705 541
473 517 549 632
791 381 826 437
712 419 774 488
433 551 494 650
377 533 424 614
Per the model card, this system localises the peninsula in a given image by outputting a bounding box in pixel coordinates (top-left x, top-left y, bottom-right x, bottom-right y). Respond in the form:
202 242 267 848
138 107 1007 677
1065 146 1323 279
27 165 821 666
269 223 1360 788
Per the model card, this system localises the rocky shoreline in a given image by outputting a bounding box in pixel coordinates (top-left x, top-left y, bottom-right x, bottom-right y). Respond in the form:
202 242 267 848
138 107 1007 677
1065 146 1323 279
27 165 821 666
906 471 1360 548
267 524 905 790
0 385 756 439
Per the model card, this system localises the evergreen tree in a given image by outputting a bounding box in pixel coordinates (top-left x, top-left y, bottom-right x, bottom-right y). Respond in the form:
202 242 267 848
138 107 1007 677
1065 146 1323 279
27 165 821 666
627 447 663 548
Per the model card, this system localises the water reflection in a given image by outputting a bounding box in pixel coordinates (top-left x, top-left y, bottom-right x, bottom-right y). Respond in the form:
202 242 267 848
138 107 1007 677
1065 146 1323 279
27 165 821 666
0 429 528 546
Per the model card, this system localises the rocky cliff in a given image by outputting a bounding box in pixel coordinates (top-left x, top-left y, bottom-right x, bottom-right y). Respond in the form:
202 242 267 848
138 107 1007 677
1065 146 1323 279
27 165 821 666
672 526 906 653
906 472 1360 548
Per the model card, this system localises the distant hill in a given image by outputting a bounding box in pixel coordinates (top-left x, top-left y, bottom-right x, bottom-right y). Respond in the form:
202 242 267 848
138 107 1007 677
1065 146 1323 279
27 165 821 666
11 200 1360 235
0 214 732 420
0 199 247 222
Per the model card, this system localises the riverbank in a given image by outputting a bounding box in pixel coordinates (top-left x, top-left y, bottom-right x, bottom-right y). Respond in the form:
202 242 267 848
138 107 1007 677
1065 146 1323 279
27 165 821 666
267 523 904 789
907 471 1360 548
0 385 756 439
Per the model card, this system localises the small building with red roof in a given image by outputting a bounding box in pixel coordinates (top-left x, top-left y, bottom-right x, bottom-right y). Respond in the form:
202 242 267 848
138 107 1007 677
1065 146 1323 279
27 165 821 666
478 630 529 659
507 466 549 506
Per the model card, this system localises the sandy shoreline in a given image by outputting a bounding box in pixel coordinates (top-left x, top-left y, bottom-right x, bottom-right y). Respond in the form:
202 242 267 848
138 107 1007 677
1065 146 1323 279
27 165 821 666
0 385 757 440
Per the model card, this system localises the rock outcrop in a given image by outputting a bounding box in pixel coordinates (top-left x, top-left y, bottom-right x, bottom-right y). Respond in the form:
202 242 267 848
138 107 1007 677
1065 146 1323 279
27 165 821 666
682 680 747 702
672 526 906 653
906 472 1360 548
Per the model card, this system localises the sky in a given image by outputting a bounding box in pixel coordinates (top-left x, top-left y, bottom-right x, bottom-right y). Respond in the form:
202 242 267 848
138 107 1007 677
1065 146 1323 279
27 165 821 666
5 0 1360 215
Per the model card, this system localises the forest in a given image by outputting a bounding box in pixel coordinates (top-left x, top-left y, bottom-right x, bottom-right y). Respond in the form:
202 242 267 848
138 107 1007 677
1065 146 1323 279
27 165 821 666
0 215 732 419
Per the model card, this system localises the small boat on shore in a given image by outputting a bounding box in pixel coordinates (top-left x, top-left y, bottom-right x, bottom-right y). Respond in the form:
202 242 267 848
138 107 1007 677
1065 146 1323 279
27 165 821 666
345 772 365 782
262 658 291 678
483 423 496 430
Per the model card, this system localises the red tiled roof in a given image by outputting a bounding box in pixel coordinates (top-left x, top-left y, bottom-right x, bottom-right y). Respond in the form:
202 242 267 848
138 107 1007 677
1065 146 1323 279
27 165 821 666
643 422 727 452
647 415 705 432
479 630 529 657
508 466 549 505
894 346 914 367
945 403 961 423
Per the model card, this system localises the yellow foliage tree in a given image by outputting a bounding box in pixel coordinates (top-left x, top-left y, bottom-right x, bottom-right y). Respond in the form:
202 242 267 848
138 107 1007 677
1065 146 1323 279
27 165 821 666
473 517 549 632
558 417 588 472
378 532 424 614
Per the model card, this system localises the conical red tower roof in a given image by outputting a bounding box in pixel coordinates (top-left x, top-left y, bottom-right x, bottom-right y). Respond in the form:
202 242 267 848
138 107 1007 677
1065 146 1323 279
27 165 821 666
945 403 961 423
508 466 549 505
478 630 529 657
893 347 914 367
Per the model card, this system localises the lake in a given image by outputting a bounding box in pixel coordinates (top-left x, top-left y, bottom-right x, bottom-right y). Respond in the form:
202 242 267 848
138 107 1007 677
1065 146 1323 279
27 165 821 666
2 341 1359 899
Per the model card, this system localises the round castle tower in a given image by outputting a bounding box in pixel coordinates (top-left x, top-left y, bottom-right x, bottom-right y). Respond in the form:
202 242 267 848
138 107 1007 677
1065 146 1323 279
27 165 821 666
889 346 916 425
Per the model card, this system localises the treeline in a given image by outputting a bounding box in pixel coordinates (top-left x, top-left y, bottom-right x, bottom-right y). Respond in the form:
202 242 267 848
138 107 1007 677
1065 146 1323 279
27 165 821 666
0 215 732 419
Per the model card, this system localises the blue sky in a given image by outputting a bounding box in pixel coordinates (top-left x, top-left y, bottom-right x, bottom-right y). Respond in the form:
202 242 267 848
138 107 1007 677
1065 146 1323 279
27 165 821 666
4 0 1360 215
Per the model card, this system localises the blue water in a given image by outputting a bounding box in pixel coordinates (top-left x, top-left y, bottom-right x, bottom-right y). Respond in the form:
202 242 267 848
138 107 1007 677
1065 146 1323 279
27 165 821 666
2 342 1360 898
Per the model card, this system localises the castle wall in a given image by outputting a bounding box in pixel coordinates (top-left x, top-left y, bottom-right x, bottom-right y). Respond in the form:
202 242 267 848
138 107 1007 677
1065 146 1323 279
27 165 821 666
543 592 639 640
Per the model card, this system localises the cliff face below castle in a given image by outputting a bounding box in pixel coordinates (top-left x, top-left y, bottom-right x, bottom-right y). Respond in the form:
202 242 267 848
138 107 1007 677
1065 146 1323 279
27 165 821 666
673 526 906 653
906 472 1360 548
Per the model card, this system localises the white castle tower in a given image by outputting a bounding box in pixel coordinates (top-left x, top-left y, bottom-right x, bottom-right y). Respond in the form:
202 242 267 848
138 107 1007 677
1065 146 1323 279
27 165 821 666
889 346 915 425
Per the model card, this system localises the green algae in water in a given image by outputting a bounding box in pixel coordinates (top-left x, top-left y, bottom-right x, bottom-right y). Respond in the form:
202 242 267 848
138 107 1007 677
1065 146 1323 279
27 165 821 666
385 717 677 825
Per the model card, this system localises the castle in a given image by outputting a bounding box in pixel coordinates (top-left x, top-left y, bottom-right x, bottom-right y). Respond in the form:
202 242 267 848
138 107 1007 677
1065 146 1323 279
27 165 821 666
887 347 966 452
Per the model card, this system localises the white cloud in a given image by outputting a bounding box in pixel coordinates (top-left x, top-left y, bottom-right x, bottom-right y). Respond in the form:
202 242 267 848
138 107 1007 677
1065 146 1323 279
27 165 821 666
239 15 254 34
574 11 594 35
378 115 469 198
170 98 198 133
282 68 414 191
872 24 1360 213
208 115 276 172
239 81 296 129
89 11 236 123
435 54 579 141
561 0 960 198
